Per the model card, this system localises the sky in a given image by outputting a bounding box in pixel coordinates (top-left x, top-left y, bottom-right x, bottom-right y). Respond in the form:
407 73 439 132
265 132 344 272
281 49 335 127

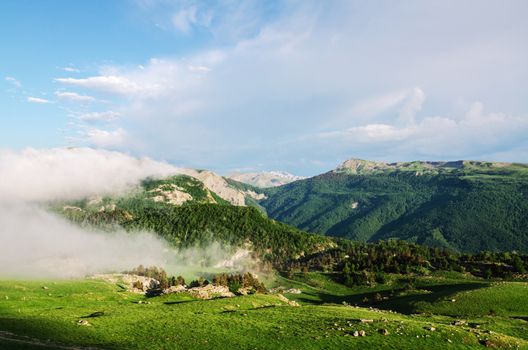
1 0 527 176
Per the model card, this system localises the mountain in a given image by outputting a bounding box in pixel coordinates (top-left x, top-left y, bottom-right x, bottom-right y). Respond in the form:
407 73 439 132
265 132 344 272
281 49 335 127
177 169 265 205
56 173 333 265
259 159 528 253
228 171 305 188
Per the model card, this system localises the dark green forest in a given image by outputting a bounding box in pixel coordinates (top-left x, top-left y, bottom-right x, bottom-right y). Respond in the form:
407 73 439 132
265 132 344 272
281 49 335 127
60 199 332 267
260 165 528 253
282 239 528 285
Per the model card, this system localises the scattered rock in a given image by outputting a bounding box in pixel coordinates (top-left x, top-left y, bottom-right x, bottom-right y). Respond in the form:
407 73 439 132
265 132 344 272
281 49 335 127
451 320 467 326
378 328 390 336
237 287 253 296
164 285 187 294
187 284 234 299
149 184 193 205
41 286 49 290
276 294 300 307
359 330 366 337
285 288 302 295
425 326 436 331
360 319 374 324
77 320 90 326
353 331 359 337
90 274 160 294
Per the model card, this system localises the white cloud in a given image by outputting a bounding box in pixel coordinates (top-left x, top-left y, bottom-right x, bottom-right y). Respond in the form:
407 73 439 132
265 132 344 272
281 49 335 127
27 96 52 104
171 6 212 34
79 111 120 122
349 90 410 118
55 91 96 103
172 7 197 33
55 76 147 96
46 1 528 173
5 76 21 88
187 65 211 72
347 87 425 126
0 147 181 202
318 102 528 159
320 124 414 142
398 88 425 125
55 56 215 103
84 128 128 148
60 66 80 73
0 148 253 279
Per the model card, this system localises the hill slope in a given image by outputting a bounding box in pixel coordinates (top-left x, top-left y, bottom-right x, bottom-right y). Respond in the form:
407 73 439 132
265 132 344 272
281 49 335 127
259 159 528 253
56 174 332 265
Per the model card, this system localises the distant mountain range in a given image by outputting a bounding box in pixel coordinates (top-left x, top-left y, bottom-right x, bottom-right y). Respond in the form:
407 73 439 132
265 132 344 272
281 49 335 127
55 158 528 254
228 171 305 188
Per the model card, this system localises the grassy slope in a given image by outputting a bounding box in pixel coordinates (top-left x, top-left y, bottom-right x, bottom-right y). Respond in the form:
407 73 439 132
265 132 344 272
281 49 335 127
1 279 527 350
260 165 528 252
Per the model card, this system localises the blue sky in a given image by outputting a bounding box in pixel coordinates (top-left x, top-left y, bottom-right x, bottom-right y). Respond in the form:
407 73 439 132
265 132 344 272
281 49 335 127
1 0 528 175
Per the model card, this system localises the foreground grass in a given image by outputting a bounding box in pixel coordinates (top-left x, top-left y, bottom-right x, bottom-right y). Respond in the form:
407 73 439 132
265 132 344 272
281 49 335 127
0 278 527 349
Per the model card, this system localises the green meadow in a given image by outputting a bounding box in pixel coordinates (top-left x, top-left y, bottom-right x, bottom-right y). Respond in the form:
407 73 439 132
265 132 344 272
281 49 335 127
1 274 527 349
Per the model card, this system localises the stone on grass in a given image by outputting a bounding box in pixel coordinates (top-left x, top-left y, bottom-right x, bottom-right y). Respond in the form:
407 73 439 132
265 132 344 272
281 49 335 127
378 328 390 336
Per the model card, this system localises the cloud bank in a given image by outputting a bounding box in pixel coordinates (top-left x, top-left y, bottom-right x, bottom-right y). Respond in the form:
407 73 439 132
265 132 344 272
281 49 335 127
0 148 254 279
0 147 182 202
0 204 172 279
0 204 252 279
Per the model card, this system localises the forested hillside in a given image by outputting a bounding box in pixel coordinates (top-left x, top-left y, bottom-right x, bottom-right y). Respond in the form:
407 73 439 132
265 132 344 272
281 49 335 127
260 160 528 253
56 175 332 266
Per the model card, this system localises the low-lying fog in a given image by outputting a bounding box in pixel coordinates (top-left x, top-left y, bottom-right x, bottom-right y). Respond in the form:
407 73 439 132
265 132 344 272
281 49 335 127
0 148 252 279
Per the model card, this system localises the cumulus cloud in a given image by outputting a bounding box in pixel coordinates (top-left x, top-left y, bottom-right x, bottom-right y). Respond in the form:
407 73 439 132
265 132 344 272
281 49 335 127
55 91 95 103
27 96 52 104
0 147 182 202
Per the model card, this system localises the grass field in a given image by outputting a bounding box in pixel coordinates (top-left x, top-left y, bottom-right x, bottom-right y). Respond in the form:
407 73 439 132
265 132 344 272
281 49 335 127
0 276 527 349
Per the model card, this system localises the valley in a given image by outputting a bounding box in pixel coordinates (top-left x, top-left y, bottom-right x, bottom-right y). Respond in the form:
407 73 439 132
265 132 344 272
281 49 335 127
1 160 527 349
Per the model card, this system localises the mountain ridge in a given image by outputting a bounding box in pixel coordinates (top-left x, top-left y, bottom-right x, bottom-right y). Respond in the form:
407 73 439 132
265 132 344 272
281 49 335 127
228 171 305 188
334 158 527 175
259 158 528 253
